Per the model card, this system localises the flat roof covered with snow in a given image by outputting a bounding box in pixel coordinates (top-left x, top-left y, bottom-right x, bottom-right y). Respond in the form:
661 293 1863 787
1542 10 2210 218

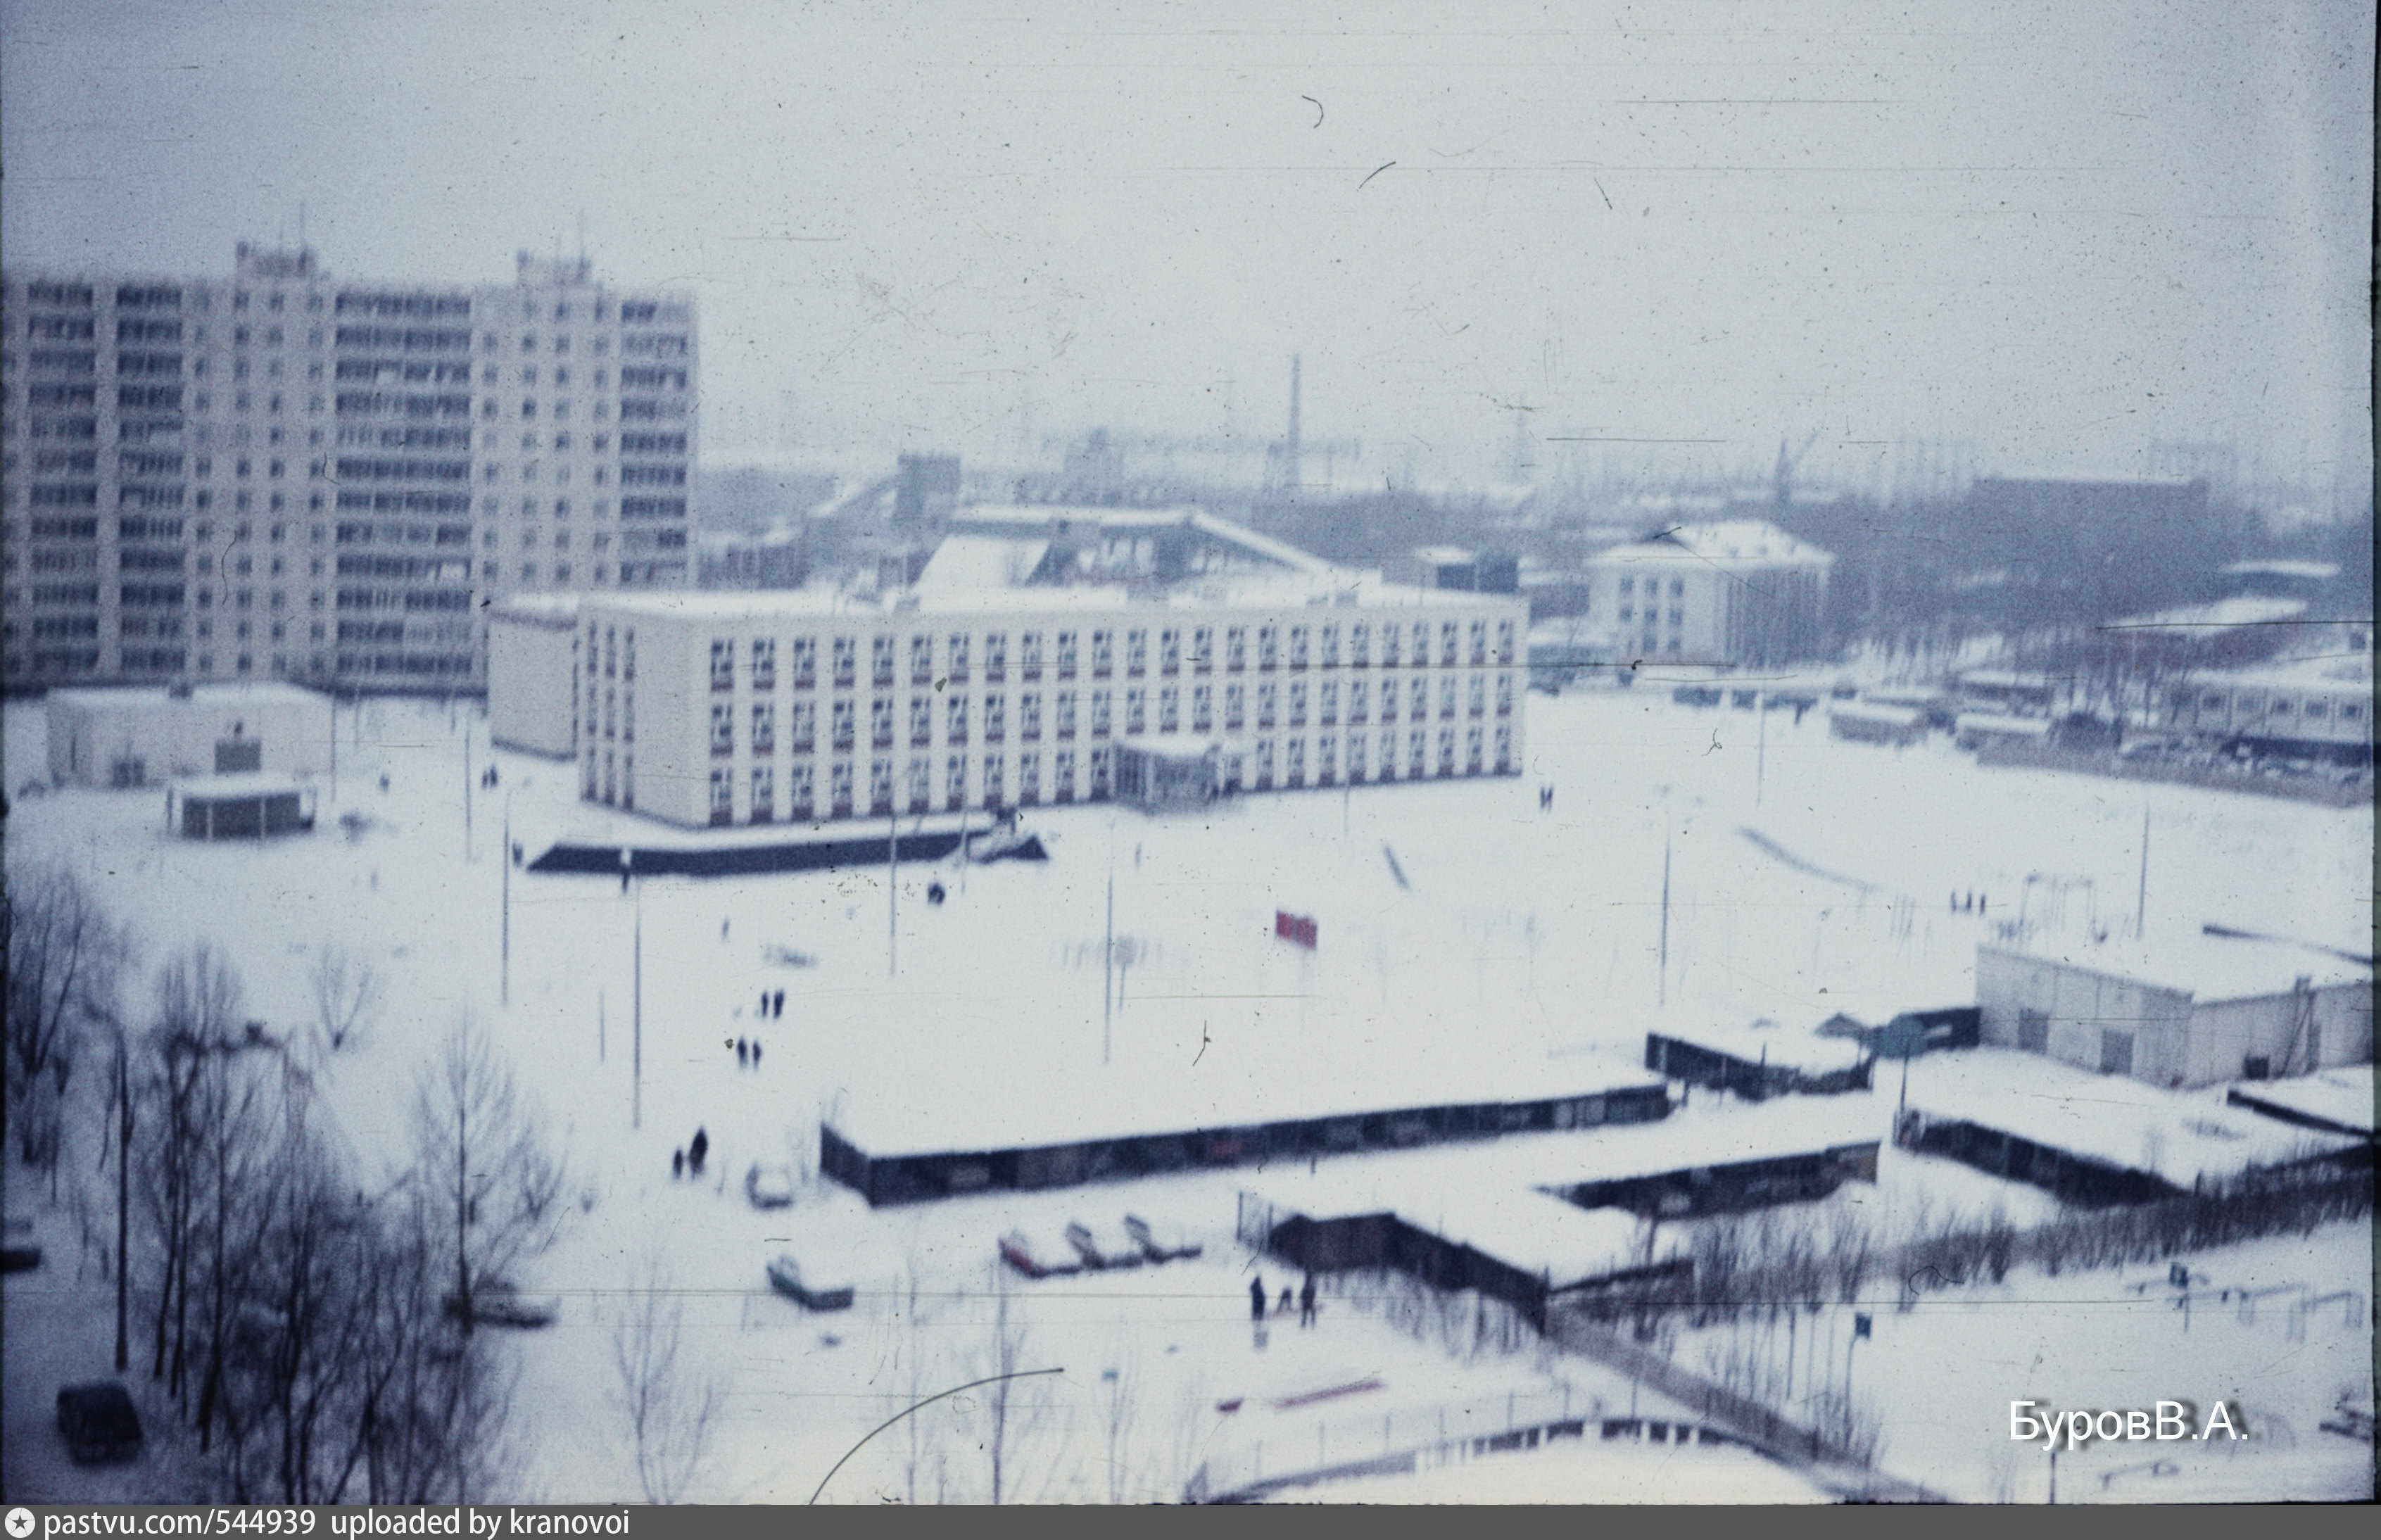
2226 1066 2374 1137
828 1049 1667 1159
48 681 327 713
537 571 1503 624
1586 520 1833 570
1253 1096 1889 1216
1902 1049 2360 1187
1983 933 2368 1003
1649 1012 1869 1075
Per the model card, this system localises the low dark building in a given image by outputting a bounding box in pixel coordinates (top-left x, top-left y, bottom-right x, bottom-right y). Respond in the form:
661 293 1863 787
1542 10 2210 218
820 1076 1672 1207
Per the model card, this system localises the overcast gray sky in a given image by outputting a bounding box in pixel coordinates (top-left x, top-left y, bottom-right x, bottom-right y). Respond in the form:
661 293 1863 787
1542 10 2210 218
4 0 2370 491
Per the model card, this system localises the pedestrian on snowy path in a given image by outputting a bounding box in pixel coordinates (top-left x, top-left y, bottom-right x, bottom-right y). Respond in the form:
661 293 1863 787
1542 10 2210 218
752 1040 763 1068
671 1149 684 1180
773 989 785 1018
737 1038 749 1068
1249 1276 1267 1323
1299 1275 1318 1326
689 1127 709 1175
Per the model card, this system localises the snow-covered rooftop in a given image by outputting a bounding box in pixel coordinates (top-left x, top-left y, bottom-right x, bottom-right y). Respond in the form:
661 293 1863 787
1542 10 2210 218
828 1049 1664 1159
489 591 585 624
2218 559 2343 581
914 532 1050 591
1902 1048 2361 1187
1983 931 2368 1003
2199 654 2375 691
2108 595 2309 631
1647 1008 1869 1075
1586 520 1834 570
2225 1066 2375 1137
1251 1096 1889 1218
47 681 326 712
500 569 1496 624
170 771 313 799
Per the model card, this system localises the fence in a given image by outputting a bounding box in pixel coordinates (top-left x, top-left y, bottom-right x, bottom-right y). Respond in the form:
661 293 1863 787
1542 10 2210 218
1974 740 2371 807
1185 1382 1743 1502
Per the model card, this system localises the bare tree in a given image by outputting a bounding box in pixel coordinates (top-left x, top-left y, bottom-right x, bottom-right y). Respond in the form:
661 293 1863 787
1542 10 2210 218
985 1270 1027 1506
3 862 133 1168
610 1255 724 1503
140 944 247 1406
410 1015 567 1334
307 943 383 1056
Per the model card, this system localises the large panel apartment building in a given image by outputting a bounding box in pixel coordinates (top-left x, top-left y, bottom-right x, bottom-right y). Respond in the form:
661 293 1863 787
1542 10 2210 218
1 244 695 692
491 578 1528 828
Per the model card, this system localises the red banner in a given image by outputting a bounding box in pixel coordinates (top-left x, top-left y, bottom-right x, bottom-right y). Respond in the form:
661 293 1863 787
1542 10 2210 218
1274 909 1318 949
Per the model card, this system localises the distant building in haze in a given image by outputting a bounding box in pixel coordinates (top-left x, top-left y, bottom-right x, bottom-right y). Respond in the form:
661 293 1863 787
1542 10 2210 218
1581 520 1833 667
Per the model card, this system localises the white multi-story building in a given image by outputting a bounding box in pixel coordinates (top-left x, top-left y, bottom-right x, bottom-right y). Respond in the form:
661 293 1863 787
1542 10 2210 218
491 574 1528 828
1582 520 1833 667
1 244 695 691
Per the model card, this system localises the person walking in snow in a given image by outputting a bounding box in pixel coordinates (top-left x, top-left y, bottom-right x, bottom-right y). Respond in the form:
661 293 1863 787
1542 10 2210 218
688 1127 709 1176
773 988 785 1018
1249 1275 1267 1323
751 1040 763 1068
1299 1274 1318 1327
737 1037 749 1068
671 1149 684 1180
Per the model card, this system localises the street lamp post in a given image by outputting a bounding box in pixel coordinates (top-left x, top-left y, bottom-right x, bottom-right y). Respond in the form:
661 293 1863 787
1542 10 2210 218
500 790 513 1006
622 847 642 1130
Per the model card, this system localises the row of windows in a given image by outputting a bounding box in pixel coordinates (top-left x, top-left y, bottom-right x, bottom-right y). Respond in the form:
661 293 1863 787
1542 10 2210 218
652 722 1522 824
11 284 683 324
1615 576 1689 597
2182 690 2367 725
631 674 1518 757
693 618 1522 692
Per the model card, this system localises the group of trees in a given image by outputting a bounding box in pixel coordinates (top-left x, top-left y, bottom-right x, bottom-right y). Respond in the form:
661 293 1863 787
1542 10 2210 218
4 863 565 1503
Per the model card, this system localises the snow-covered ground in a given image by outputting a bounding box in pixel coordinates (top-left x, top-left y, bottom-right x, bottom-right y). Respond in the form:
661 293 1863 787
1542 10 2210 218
3 679 2369 1503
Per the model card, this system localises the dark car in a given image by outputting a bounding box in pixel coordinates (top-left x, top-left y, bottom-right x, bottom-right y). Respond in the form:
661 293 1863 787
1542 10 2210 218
57 1382 144 1465
766 1252 854 1311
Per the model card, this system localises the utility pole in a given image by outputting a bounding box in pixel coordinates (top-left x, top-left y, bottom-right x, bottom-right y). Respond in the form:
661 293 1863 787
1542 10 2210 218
1657 812 1672 1007
2135 804 2150 940
631 855 643 1131
1104 817 1116 1067
500 791 512 1006
114 1033 131 1372
1756 697 1767 806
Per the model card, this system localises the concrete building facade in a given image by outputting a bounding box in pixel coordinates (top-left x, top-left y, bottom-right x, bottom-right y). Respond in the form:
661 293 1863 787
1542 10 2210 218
492 577 1528 828
1581 521 1833 667
1 244 695 693
1976 942 2373 1090
46 681 331 786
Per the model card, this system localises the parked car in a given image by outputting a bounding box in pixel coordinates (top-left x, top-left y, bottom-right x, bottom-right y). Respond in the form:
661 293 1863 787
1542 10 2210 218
1124 1213 1203 1263
745 1162 797 1209
441 1284 559 1329
4 1217 40 1274
1064 1220 1144 1270
766 1252 854 1311
999 1229 1083 1280
57 1382 144 1465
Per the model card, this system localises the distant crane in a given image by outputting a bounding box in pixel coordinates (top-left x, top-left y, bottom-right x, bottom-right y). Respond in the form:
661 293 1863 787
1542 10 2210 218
1774 430 1820 507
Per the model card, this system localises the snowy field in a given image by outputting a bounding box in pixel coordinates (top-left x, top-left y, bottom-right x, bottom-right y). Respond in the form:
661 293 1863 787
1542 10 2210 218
3 679 2370 1503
